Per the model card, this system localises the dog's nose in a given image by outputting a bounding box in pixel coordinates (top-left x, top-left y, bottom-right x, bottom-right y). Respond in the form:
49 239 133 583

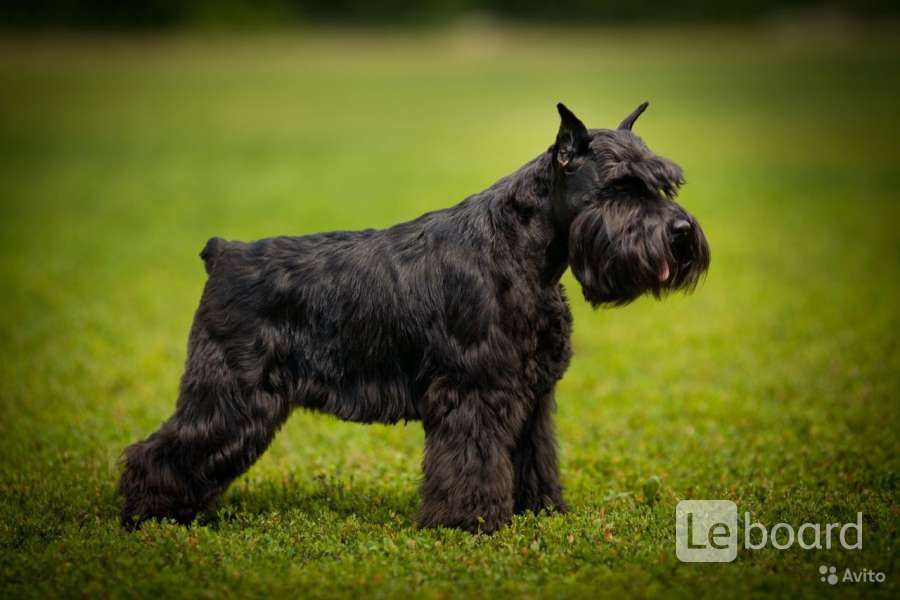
670 219 691 234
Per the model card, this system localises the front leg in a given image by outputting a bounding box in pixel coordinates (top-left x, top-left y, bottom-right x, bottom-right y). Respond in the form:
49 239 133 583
513 390 568 515
418 382 526 534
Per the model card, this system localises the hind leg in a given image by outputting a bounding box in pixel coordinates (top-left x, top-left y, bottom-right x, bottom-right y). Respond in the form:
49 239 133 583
118 325 290 527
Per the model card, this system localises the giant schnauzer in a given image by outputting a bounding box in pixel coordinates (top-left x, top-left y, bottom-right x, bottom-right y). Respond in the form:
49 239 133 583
119 102 710 533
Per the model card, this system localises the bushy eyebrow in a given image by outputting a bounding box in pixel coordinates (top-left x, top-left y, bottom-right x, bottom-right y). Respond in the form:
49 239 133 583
588 132 684 198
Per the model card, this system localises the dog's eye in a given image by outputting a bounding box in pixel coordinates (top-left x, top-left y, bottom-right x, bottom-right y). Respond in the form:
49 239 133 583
606 176 647 196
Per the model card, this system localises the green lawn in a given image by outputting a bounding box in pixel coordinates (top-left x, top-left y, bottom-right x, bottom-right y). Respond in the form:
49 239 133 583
1 23 899 598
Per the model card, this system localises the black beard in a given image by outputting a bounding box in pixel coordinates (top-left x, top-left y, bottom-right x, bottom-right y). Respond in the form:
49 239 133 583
568 195 710 307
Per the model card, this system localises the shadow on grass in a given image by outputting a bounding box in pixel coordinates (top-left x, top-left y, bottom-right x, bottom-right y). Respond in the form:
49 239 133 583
197 474 420 529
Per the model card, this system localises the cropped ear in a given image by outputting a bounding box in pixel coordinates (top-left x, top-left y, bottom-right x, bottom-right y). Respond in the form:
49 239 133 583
555 103 589 167
618 101 649 131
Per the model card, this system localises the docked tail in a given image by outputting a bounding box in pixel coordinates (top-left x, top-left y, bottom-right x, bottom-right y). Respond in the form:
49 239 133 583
199 236 226 275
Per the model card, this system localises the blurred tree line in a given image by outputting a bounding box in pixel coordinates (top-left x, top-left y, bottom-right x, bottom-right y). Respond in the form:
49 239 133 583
1 0 896 28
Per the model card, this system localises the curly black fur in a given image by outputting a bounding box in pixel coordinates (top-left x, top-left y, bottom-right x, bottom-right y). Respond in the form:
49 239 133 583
119 102 710 533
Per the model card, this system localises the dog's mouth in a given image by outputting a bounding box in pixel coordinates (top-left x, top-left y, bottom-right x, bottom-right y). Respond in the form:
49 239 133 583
658 261 670 283
658 227 687 283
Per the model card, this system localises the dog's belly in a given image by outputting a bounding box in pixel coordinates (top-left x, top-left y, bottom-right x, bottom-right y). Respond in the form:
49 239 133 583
290 357 424 425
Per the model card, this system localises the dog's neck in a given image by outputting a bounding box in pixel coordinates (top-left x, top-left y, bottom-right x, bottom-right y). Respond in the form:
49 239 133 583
494 149 574 287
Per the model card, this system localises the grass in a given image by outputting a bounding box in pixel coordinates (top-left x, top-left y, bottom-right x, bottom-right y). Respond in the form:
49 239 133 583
1 22 899 598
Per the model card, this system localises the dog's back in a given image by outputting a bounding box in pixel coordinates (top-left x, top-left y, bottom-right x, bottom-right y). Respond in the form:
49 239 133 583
190 197 503 426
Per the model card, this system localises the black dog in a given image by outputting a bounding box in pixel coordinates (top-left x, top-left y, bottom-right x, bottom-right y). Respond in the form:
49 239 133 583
119 102 710 533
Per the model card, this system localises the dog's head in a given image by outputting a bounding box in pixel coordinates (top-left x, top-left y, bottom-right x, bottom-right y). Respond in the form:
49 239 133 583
551 102 710 306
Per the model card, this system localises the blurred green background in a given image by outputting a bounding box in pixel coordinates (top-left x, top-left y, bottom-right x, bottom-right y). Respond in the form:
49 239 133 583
2 0 900 27
0 3 899 599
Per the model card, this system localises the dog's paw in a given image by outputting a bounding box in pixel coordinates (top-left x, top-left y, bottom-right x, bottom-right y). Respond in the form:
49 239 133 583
418 504 513 535
515 492 568 516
